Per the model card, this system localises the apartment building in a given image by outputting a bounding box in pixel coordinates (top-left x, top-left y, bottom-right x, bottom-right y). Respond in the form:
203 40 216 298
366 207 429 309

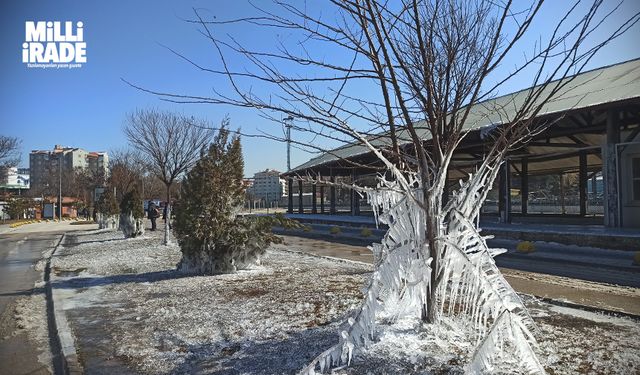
247 169 287 202
29 145 108 192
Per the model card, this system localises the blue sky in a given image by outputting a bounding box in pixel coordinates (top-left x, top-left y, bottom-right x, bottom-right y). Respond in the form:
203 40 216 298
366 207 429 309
1 1 639 176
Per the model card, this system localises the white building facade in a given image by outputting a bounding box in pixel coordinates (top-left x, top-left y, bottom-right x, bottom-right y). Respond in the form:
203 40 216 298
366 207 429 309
248 169 287 202
0 167 30 188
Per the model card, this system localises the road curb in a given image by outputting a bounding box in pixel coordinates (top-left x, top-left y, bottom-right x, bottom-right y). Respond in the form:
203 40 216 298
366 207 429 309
45 234 84 375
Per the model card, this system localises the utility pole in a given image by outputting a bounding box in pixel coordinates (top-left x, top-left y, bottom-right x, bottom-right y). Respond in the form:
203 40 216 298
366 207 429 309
283 116 294 171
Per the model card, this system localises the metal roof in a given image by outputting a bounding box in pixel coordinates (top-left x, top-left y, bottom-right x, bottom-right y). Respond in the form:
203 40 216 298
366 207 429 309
287 58 640 175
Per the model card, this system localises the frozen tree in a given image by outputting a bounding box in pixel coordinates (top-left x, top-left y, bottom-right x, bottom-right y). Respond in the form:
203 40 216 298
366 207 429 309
130 0 639 372
95 189 118 230
174 121 287 273
119 186 145 238
124 109 213 245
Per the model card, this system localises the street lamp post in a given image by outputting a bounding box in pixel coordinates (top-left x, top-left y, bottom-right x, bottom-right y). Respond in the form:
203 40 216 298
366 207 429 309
283 116 294 171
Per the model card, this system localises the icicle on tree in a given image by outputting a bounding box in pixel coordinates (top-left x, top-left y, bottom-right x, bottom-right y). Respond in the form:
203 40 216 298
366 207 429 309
127 0 639 372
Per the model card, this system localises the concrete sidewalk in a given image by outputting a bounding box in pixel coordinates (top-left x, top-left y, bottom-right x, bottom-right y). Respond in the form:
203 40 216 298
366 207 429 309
279 235 640 316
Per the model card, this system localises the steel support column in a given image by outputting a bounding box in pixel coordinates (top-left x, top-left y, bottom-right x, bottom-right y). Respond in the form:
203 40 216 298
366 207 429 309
579 151 588 216
351 170 360 216
498 161 512 224
521 158 528 215
312 183 317 214
287 178 293 214
604 110 620 227
298 179 303 214
330 169 336 214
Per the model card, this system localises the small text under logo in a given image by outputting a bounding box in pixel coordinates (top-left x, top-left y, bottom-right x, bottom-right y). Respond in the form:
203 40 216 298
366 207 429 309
23 21 86 69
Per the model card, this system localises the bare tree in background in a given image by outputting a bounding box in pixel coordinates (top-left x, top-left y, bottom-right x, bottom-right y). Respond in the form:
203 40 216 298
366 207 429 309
71 167 105 206
128 0 639 372
0 135 21 169
124 109 212 245
108 149 174 204
108 149 146 203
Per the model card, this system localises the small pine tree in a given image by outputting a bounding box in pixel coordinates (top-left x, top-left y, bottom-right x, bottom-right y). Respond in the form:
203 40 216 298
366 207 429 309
96 188 119 229
119 186 145 238
5 198 32 220
174 123 283 274
96 189 119 216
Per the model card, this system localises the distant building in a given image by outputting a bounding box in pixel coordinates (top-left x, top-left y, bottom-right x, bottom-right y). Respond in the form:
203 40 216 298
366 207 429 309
247 169 286 201
242 178 254 190
0 167 30 188
87 151 109 176
29 145 108 193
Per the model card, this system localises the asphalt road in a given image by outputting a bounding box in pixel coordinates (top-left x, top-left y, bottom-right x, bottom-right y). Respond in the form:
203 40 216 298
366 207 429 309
0 232 60 375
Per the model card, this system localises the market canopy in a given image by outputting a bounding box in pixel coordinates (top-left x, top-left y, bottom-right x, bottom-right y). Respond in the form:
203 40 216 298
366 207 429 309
285 58 640 177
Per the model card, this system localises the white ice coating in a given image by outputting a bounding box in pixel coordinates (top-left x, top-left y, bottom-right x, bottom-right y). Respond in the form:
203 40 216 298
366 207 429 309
301 162 545 374
119 212 145 238
96 213 118 230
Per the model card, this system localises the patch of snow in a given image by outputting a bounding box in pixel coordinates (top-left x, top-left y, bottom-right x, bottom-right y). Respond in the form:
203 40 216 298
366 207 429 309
53 229 181 276
548 305 638 327
56 229 640 374
13 294 52 372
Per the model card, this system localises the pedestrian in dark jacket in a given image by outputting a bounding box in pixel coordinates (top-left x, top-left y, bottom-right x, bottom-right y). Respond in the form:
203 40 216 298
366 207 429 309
148 202 159 231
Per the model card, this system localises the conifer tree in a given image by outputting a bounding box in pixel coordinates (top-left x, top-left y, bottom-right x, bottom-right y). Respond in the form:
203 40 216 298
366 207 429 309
5 197 33 220
96 188 119 229
119 186 145 238
174 122 284 274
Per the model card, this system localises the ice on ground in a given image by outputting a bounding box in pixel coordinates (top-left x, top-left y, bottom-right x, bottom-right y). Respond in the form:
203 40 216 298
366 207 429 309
35 244 55 272
529 295 640 375
13 294 53 372
56 229 640 374
337 294 640 375
53 229 182 276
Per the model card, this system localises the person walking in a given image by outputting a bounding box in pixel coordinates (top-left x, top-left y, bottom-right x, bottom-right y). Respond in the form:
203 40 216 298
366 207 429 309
148 202 159 231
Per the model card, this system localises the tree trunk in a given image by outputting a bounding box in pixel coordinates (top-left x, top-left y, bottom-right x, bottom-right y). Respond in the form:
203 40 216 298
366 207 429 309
164 183 172 245
425 198 441 324
423 171 444 324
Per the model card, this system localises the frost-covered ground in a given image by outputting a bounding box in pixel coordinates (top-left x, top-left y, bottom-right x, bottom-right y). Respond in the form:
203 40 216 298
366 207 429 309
12 293 52 372
53 229 640 374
